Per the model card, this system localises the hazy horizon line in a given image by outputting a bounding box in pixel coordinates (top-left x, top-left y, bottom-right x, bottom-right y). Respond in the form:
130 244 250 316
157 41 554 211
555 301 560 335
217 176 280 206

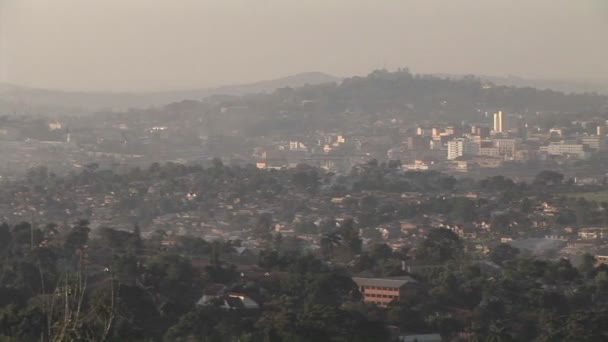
3 69 608 95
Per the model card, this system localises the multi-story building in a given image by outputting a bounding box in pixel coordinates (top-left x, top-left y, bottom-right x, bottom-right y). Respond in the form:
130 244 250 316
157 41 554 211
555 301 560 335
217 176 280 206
579 228 608 240
494 139 517 157
464 140 479 156
448 160 477 172
472 156 503 168
479 147 500 157
549 128 564 137
416 126 433 137
503 114 522 132
289 141 308 152
581 136 606 151
407 136 431 151
353 276 418 307
447 139 479 160
322 134 346 147
471 125 491 138
542 142 589 159
447 139 464 160
493 111 504 133
403 160 433 171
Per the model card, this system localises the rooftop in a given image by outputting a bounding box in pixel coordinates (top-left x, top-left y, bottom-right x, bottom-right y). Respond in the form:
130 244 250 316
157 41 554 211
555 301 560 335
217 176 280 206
353 276 417 288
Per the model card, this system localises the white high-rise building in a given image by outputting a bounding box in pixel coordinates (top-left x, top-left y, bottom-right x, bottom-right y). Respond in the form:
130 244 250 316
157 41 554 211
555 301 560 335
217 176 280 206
447 140 464 160
493 111 504 133
447 139 479 160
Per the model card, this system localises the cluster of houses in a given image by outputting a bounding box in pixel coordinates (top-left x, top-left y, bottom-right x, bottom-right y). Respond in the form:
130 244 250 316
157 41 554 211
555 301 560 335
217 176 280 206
4 164 608 268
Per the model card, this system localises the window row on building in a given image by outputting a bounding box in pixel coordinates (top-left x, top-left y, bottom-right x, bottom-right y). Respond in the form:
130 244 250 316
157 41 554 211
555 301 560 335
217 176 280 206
364 286 398 291
365 293 398 299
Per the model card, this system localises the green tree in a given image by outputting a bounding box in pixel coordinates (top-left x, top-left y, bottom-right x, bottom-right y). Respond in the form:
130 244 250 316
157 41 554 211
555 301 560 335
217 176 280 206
141 254 202 320
255 213 273 237
0 223 12 255
337 218 362 258
371 243 393 261
11 222 42 252
320 232 341 260
489 244 520 265
416 228 463 263
485 320 513 342
450 197 477 223
64 220 90 255
164 305 223 341
534 170 564 187
579 253 596 279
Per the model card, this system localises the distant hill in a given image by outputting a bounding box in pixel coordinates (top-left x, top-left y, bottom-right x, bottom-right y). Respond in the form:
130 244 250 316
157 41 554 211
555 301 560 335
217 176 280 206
2 70 606 118
206 72 340 96
0 72 340 115
433 73 608 95
141 69 608 137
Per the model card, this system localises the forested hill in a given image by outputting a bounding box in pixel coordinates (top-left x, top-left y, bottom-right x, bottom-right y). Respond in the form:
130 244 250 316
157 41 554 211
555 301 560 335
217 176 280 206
139 69 608 135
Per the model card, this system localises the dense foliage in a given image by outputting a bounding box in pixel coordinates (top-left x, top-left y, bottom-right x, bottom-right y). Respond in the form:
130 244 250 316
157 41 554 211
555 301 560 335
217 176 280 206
1 162 608 341
1 218 608 341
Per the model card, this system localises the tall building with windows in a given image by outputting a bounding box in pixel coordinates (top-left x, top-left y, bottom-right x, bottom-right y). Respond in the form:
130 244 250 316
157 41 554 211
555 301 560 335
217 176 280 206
494 138 517 157
447 139 479 160
541 142 589 159
447 139 464 160
493 111 504 133
582 136 606 151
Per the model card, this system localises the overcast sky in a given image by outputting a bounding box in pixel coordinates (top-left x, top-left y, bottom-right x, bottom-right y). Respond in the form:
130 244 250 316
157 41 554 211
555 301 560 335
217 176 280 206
1 0 607 92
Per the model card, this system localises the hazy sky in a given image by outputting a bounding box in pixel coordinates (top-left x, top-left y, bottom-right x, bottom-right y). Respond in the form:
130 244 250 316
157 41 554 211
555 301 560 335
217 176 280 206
1 0 607 92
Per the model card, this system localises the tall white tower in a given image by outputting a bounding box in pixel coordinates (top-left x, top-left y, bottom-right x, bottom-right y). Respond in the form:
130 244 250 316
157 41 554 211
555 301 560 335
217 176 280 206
493 111 504 133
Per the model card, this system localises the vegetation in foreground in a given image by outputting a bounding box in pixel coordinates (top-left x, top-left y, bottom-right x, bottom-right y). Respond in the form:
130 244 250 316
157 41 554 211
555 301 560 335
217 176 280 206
0 218 607 341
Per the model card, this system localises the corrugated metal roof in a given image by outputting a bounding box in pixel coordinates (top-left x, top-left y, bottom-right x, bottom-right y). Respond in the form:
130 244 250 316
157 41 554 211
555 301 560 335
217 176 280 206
353 276 417 288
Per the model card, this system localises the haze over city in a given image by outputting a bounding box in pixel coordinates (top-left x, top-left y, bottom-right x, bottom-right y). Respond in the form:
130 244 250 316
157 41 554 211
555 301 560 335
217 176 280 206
1 0 607 92
3 1 608 341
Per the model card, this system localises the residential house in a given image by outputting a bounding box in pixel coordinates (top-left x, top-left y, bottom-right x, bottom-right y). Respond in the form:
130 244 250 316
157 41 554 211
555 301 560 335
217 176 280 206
595 254 608 266
579 228 608 240
197 285 260 310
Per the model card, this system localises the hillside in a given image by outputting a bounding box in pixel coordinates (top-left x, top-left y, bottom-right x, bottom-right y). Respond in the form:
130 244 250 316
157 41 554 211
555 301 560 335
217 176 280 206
0 72 340 114
149 69 608 136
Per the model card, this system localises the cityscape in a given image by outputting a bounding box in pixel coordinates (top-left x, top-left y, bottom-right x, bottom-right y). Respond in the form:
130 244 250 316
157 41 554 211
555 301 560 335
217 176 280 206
1 1 608 341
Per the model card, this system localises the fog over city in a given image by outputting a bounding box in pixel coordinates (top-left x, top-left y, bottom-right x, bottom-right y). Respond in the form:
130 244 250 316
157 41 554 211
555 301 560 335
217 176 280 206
1 0 607 92
2 2 608 342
